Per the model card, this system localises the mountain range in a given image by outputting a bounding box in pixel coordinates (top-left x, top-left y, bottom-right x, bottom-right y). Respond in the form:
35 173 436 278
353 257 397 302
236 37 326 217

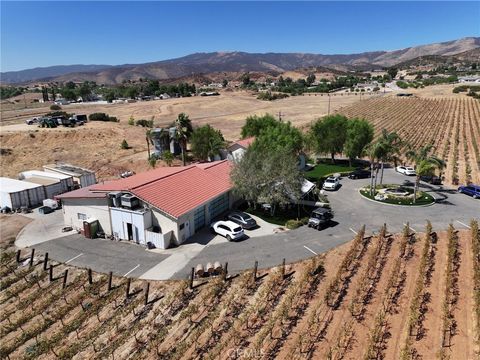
1 37 479 85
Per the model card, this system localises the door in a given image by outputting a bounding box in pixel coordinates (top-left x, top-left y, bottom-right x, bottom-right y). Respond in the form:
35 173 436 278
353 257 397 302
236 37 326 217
126 223 133 240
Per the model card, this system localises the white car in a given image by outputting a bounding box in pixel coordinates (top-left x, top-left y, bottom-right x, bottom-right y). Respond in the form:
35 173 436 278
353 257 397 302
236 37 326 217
210 220 245 241
322 176 340 191
396 166 416 176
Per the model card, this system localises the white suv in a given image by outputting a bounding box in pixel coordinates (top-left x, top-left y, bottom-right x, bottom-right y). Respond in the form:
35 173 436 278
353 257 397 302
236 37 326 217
322 176 340 190
210 220 245 241
396 166 416 176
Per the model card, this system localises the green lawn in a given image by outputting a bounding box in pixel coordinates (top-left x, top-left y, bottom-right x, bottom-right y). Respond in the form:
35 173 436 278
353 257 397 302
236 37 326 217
360 185 435 206
305 161 357 180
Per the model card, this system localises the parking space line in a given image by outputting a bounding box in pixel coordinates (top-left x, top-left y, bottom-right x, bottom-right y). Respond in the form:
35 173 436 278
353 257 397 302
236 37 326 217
65 253 83 264
123 264 140 277
404 223 417 233
303 246 318 255
349 228 358 235
456 220 471 229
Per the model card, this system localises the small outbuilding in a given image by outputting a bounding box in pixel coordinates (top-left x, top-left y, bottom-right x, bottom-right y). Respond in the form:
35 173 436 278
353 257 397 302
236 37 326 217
0 177 46 210
43 163 96 188
19 170 75 199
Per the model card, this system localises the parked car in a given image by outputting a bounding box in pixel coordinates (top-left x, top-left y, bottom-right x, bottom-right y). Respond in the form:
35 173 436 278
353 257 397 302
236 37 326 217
25 117 39 125
307 208 334 230
420 175 442 185
458 184 480 199
348 168 371 179
396 166 416 176
38 206 54 214
227 211 257 230
210 220 245 241
322 176 340 190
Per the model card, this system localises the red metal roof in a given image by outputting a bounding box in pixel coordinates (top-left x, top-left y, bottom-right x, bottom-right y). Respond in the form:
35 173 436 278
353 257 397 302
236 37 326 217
59 161 232 218
234 137 255 149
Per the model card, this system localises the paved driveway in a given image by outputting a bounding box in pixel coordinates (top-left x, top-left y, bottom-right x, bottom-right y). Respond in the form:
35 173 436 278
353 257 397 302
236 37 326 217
17 169 479 280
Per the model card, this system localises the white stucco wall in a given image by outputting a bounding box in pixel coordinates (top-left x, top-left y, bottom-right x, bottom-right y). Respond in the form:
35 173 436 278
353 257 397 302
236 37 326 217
61 198 111 234
110 207 152 245
151 208 179 244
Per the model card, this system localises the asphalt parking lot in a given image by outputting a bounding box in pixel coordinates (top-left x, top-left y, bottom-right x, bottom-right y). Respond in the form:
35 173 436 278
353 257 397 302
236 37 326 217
17 169 479 280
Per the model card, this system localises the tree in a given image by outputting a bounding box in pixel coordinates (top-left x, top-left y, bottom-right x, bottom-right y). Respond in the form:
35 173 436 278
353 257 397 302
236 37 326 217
377 130 403 185
406 145 445 203
50 104 61 111
365 141 385 196
148 155 157 168
62 88 77 101
121 139 129 149
252 120 303 155
191 124 225 162
240 114 279 139
231 147 303 216
105 91 115 103
344 119 374 166
306 74 316 86
309 115 348 163
162 150 174 167
387 68 398 79
175 113 193 166
222 79 228 88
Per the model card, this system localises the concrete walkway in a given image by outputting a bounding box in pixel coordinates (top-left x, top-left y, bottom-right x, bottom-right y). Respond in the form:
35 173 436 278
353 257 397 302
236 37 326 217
16 210 76 248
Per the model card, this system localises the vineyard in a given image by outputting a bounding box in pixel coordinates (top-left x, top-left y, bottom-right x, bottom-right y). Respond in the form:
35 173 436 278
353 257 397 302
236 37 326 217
1 221 479 359
337 97 480 186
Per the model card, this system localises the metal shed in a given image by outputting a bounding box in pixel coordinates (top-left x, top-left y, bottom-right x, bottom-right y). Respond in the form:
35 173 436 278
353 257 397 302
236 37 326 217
0 177 46 210
43 163 96 188
19 170 74 198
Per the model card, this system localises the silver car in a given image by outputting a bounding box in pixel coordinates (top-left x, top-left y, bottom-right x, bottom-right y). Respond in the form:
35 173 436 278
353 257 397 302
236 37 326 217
227 211 258 230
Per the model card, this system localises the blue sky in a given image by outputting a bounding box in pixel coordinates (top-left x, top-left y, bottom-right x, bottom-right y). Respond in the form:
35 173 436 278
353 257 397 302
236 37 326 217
1 1 479 72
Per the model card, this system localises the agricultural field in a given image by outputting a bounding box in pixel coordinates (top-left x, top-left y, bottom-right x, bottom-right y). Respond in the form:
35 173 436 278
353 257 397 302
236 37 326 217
338 97 480 186
1 221 479 359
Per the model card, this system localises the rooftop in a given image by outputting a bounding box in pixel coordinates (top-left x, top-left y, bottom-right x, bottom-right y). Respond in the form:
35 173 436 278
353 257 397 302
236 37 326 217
23 176 58 186
0 177 43 192
233 137 255 149
20 170 72 181
43 163 94 176
55 184 107 199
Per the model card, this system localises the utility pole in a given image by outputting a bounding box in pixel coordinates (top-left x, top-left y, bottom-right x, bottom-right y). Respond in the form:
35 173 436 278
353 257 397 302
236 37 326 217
327 94 331 115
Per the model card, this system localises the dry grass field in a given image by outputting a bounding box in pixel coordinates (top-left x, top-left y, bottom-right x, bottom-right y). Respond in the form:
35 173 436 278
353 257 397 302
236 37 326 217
337 97 480 185
1 222 479 359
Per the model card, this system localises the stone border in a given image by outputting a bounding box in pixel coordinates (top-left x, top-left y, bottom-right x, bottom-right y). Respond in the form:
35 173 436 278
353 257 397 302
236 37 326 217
358 188 436 208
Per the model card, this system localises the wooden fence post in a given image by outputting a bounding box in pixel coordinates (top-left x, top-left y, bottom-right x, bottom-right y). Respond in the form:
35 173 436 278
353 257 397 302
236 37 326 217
253 261 258 281
144 283 150 305
16 249 21 263
63 269 69 289
189 267 194 290
49 265 54 282
88 268 93 285
223 262 228 281
108 271 113 291
43 252 49 271
125 278 131 299
29 248 35 267
281 258 286 279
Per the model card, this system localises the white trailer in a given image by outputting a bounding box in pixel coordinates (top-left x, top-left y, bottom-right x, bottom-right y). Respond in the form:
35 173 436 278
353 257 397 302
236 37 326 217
19 170 74 196
0 177 46 210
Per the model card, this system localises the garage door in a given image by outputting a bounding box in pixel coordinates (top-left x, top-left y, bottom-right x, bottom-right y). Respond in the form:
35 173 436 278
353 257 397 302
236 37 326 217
208 193 229 220
194 206 205 231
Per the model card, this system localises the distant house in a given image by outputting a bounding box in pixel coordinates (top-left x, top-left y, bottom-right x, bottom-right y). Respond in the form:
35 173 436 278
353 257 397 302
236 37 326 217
149 127 181 157
458 76 480 84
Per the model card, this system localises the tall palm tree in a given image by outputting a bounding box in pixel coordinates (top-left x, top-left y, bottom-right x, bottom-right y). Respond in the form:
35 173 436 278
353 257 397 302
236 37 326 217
365 141 384 196
145 129 151 160
406 145 445 203
378 130 403 185
175 113 193 166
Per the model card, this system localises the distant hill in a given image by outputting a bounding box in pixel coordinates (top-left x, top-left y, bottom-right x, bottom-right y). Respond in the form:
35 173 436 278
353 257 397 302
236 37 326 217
1 37 478 85
394 47 480 69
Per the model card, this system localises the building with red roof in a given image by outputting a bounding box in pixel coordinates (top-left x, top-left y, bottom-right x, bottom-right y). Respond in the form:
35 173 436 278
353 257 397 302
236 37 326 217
227 136 255 162
57 161 233 248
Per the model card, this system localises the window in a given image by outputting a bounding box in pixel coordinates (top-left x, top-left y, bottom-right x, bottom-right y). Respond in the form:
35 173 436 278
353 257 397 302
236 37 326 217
77 213 87 220
179 223 185 230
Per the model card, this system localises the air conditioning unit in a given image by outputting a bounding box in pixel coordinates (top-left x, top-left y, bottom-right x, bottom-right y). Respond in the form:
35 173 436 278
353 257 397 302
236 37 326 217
121 194 139 209
108 192 122 207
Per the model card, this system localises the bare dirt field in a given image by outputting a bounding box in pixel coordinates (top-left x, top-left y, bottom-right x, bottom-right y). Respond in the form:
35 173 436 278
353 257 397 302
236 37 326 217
0 214 32 251
1 222 478 359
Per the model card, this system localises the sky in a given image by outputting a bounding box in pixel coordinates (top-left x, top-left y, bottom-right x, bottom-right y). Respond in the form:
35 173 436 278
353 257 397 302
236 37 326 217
1 1 479 72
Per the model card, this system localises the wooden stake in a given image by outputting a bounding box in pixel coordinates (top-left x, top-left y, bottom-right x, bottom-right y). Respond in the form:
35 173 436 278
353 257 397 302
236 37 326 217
223 262 228 281
253 261 258 281
125 278 131 299
144 282 150 305
29 248 35 267
189 267 194 289
16 249 21 263
62 269 68 289
49 265 54 282
108 271 113 291
88 268 93 285
281 258 286 279
43 252 49 271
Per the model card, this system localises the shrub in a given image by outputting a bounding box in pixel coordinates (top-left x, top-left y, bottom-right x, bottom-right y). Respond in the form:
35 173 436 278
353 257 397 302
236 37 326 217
120 139 129 149
89 112 118 122
50 104 61 110
128 116 135 126
396 81 409 89
285 219 303 229
257 91 289 101
136 119 153 128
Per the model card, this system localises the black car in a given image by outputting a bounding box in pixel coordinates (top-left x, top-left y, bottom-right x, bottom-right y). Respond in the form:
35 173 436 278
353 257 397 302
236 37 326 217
420 175 442 185
227 211 258 230
348 168 371 179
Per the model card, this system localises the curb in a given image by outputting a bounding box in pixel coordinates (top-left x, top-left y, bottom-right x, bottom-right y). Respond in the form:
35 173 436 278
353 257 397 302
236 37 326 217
358 189 436 208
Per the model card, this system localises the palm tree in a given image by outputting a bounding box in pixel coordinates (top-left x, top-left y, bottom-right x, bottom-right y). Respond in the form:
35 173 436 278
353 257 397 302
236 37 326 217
175 113 193 166
406 145 445 203
378 130 402 185
145 129 151 160
365 141 384 196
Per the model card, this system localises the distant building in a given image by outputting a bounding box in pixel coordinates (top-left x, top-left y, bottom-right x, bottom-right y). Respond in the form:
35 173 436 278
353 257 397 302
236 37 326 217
0 177 46 210
149 127 181 157
19 170 75 199
458 76 480 84
43 163 96 188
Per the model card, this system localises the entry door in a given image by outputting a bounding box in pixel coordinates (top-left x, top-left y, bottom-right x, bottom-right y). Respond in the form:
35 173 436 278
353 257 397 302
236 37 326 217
126 223 133 240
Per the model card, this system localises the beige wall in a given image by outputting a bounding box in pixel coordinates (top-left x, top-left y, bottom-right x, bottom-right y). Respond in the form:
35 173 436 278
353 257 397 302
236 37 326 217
62 198 111 234
151 208 179 244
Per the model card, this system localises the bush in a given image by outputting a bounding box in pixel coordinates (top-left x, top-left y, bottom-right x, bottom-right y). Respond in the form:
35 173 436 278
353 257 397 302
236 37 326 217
128 116 135 126
120 139 129 149
45 111 72 118
136 119 153 128
396 81 409 89
88 112 118 122
50 104 61 111
257 91 289 101
285 219 304 229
